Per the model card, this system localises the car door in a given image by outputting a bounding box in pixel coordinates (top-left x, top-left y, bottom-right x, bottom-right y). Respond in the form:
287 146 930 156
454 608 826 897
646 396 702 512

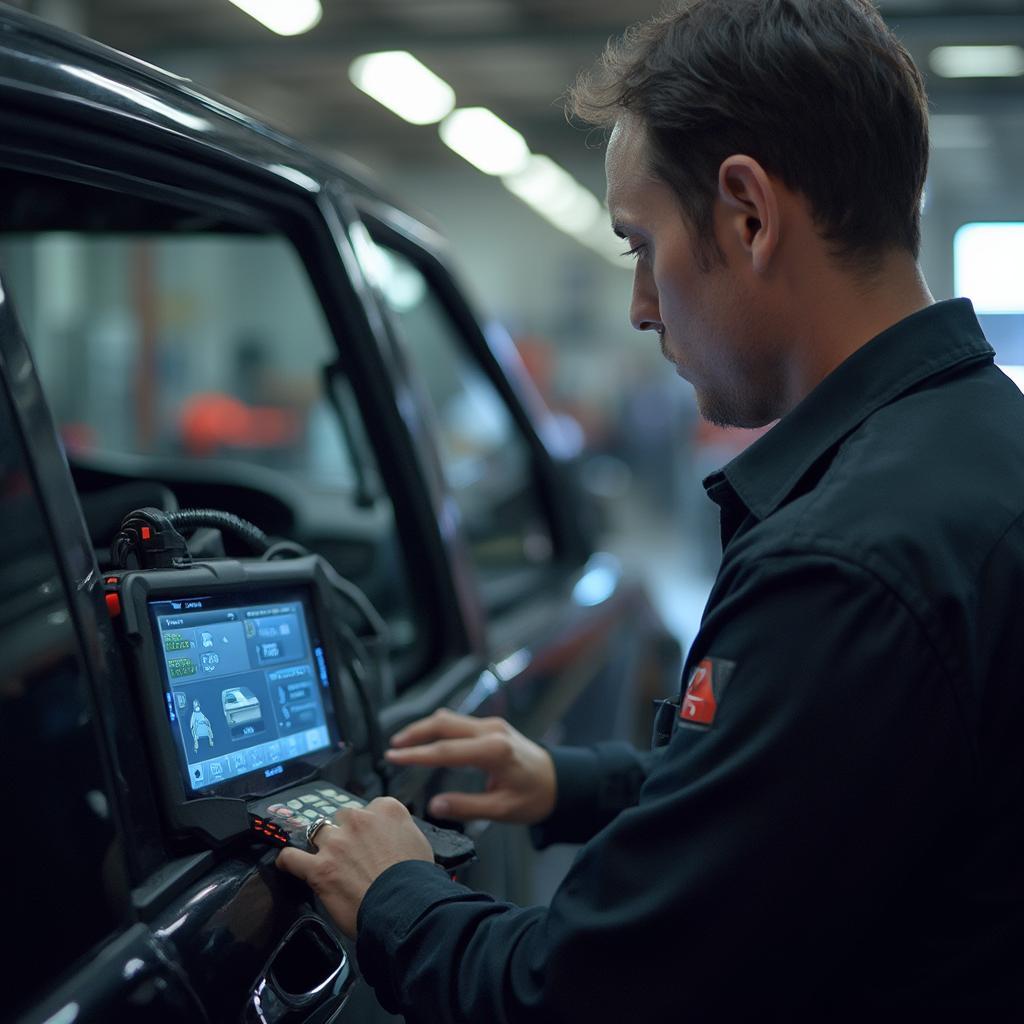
0 271 214 1023
349 199 677 905
0 19 677 1021
0 40 455 1022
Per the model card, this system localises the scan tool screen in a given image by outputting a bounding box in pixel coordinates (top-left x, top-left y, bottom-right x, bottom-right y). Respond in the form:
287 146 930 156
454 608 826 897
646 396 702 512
149 589 333 793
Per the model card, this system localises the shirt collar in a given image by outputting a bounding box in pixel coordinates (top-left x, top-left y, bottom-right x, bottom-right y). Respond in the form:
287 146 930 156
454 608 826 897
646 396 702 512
705 299 994 521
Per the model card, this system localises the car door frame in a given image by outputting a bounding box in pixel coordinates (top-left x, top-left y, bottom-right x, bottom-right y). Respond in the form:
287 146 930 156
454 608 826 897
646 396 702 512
0 40 487 1020
348 199 646 734
0 267 216 1022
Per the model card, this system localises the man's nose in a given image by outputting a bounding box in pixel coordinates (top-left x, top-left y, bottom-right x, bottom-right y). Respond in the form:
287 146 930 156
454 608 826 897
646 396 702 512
629 272 663 334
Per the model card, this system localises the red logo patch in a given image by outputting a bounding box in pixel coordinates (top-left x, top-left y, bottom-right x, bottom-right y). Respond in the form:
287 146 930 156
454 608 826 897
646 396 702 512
680 659 718 726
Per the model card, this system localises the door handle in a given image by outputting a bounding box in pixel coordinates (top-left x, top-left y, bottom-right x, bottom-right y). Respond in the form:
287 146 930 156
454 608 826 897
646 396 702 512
244 916 351 1024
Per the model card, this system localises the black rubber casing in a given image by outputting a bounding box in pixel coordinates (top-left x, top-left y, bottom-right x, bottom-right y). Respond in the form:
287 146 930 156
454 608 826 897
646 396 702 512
114 556 357 847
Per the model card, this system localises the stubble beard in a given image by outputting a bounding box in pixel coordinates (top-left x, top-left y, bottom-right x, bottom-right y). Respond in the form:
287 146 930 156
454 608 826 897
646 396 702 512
660 333 746 428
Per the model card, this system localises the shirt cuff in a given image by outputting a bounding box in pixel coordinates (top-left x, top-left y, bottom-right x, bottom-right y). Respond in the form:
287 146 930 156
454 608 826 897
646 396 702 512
530 742 648 849
355 859 487 1010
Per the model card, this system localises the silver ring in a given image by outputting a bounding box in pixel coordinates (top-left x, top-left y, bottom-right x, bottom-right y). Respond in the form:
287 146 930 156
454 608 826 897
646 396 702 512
306 815 334 847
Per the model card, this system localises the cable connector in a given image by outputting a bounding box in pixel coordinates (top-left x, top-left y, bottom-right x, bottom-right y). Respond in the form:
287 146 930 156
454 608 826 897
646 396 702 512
111 507 272 569
111 507 192 569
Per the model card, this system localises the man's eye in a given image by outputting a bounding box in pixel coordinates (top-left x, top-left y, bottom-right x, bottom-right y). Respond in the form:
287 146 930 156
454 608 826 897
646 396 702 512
621 244 648 261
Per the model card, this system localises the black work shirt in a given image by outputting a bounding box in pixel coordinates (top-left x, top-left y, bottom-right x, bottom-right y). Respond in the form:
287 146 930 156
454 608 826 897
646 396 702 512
357 299 1024 1018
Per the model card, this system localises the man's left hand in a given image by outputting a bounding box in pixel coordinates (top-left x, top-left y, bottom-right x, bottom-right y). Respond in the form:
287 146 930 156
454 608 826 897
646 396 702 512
276 796 433 936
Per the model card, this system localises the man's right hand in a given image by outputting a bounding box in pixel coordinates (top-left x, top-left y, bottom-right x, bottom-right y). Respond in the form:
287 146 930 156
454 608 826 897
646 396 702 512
384 709 557 825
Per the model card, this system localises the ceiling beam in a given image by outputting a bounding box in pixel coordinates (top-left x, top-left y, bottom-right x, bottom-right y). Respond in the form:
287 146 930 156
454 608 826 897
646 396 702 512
134 13 1024 73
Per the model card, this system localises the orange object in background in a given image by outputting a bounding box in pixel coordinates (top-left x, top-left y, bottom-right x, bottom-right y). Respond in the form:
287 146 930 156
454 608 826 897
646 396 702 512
59 422 97 455
179 393 300 457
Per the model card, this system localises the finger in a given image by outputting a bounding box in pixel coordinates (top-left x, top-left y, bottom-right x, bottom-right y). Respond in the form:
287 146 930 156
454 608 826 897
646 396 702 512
389 710 502 748
313 818 344 849
427 790 507 822
384 733 509 769
276 845 318 880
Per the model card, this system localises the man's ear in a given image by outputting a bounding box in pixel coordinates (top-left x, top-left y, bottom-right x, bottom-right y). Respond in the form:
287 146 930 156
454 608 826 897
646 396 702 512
718 156 779 275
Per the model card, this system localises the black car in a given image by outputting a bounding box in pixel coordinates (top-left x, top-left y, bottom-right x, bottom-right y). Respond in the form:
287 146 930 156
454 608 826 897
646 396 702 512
0 6 678 1022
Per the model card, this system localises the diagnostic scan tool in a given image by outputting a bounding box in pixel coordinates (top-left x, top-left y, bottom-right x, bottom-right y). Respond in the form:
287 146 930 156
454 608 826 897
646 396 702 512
108 541 474 870
154 585 336 795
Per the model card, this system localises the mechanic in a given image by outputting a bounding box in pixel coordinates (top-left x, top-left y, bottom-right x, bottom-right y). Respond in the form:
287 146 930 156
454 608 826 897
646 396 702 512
277 0 1024 1016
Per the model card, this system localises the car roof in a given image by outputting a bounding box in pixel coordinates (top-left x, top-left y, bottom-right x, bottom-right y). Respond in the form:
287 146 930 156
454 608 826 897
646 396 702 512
0 3 444 241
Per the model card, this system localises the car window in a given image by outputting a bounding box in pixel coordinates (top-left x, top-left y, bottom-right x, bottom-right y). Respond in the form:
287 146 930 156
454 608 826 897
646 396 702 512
0 170 418 657
5 231 352 482
0 382 127 1014
370 242 555 606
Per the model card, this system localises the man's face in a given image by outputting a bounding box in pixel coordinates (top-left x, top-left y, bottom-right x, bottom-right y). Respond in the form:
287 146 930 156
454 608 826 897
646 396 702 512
605 117 784 428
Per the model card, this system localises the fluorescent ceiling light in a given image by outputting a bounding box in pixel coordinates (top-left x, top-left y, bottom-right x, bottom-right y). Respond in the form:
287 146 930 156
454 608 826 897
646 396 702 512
227 0 322 37
930 45 1024 78
954 223 1024 314
349 52 456 126
439 108 530 176
503 156 602 236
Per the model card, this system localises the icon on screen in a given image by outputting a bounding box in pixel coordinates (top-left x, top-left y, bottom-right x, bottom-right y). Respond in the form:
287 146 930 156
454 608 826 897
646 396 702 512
222 687 262 729
169 657 197 679
190 700 215 752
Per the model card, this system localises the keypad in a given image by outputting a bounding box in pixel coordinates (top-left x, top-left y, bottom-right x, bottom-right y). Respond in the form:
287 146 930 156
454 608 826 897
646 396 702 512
250 785 367 843
248 785 475 870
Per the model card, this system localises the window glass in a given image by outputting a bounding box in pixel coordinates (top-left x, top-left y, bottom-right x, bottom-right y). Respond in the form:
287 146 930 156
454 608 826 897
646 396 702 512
953 222 1024 394
372 243 554 599
0 175 417 653
3 232 355 483
0 387 125 1012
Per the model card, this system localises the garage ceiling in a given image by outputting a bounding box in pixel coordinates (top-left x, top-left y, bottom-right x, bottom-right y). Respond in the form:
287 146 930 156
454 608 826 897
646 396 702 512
8 0 1024 195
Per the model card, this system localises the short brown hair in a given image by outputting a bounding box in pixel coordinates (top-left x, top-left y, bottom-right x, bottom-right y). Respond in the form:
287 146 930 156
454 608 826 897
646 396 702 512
571 0 929 271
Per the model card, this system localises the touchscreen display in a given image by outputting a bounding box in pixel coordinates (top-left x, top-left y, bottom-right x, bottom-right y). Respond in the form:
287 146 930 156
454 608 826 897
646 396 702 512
149 590 334 793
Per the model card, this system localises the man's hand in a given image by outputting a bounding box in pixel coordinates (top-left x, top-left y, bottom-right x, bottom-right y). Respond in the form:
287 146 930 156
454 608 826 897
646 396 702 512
385 709 556 825
276 797 432 937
